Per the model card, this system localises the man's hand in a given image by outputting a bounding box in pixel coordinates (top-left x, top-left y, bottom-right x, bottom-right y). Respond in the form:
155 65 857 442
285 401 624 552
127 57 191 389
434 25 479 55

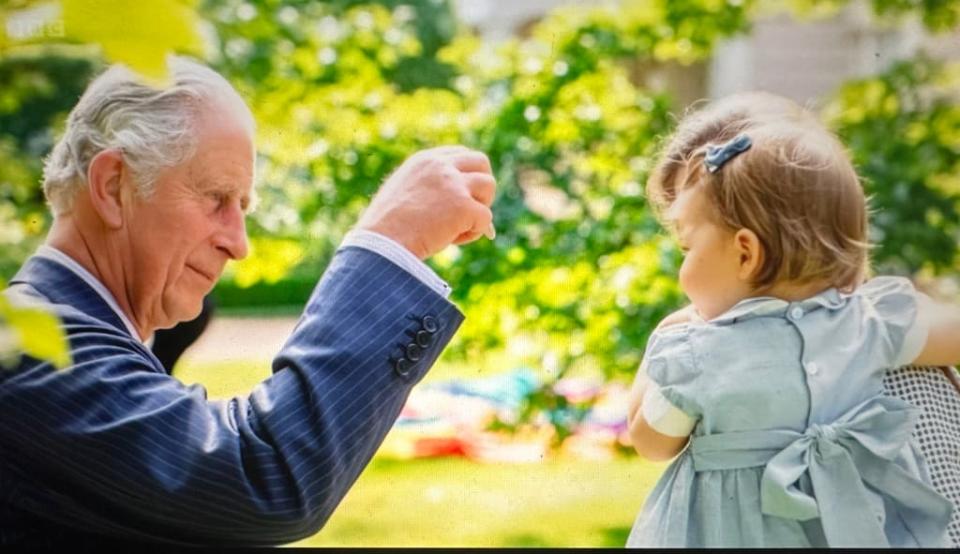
355 146 496 260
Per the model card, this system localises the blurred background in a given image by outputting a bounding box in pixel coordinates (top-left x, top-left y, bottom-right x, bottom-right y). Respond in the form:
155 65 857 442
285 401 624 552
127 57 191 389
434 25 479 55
1 0 959 546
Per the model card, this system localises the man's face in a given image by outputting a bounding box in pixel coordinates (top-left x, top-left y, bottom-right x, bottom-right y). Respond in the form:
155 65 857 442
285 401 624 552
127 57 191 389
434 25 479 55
121 105 254 332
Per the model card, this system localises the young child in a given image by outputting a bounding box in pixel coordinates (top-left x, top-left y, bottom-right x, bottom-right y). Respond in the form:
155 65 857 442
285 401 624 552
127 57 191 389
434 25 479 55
625 92 959 547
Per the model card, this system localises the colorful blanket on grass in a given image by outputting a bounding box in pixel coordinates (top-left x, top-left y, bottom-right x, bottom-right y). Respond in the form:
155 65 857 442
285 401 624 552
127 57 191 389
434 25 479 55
379 369 631 462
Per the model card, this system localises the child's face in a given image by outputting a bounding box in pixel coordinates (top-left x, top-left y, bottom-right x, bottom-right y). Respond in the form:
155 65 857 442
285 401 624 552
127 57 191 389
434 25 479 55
668 186 752 321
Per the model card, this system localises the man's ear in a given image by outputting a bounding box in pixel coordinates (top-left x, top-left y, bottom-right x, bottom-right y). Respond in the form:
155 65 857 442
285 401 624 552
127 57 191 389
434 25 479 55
734 228 763 282
86 148 126 229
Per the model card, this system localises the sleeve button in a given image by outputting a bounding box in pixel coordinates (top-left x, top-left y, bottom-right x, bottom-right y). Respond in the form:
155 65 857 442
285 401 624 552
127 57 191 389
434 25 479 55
394 357 411 377
415 330 432 348
405 343 422 362
422 315 439 333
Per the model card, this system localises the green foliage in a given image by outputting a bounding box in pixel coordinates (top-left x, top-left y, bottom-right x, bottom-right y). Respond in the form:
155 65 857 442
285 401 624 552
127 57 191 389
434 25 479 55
825 58 960 276
785 0 960 31
435 1 753 379
864 0 960 31
197 0 756 381
0 54 99 276
212 275 316 309
199 0 469 285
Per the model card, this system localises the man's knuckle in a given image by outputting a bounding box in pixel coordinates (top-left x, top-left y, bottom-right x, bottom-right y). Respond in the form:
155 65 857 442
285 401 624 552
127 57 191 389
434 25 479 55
423 157 446 173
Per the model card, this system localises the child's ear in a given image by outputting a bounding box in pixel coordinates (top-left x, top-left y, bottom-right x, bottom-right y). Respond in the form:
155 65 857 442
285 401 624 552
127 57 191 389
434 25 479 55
86 148 127 229
734 228 763 282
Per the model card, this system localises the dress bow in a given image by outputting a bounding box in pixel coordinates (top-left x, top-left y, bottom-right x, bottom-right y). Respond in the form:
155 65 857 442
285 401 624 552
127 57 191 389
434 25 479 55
759 396 951 547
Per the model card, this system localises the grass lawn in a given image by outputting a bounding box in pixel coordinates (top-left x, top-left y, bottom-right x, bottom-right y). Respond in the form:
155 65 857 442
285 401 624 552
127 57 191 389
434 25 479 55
292 457 664 547
175 359 667 546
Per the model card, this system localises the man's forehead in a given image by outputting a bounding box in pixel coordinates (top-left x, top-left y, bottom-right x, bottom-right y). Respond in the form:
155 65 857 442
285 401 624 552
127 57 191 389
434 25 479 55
196 175 249 191
189 156 254 189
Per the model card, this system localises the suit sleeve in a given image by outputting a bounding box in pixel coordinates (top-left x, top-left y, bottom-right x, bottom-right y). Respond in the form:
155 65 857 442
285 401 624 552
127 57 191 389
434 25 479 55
0 246 463 545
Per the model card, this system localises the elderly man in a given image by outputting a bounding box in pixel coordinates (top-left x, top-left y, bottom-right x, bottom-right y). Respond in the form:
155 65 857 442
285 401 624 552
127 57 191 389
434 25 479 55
0 57 495 546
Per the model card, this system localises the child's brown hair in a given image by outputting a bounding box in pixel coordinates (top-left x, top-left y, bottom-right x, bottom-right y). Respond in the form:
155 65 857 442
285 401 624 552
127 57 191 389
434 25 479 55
647 92 869 292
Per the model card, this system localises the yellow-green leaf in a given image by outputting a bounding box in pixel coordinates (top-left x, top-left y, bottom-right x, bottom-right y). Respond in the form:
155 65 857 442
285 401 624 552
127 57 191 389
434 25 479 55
62 0 203 81
228 237 305 288
0 294 71 369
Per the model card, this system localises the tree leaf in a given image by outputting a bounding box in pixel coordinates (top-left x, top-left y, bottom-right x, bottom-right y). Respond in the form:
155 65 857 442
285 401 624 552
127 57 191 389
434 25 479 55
0 293 71 369
61 0 202 81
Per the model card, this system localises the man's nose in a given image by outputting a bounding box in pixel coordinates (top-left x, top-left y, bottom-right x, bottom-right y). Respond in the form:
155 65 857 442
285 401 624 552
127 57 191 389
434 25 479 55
216 202 250 260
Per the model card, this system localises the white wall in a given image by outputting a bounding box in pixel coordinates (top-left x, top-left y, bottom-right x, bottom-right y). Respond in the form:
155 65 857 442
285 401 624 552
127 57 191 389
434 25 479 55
708 3 957 107
454 0 960 108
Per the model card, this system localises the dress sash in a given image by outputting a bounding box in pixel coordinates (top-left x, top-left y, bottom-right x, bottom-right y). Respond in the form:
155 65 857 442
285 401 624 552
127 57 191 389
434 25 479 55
689 396 952 547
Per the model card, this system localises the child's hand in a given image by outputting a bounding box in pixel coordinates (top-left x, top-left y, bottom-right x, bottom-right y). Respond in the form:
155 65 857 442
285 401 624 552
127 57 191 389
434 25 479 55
627 370 692 462
657 305 699 331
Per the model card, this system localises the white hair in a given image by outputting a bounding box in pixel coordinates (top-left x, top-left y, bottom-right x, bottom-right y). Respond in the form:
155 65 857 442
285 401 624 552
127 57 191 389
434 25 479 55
42 56 254 215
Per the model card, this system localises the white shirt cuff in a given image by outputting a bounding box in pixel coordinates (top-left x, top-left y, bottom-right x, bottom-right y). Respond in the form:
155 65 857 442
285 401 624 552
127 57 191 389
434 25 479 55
340 229 452 299
641 382 697 438
895 301 931 367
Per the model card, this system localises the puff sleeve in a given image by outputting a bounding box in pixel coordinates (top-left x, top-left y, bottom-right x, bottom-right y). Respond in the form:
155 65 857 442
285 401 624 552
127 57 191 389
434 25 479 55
858 276 930 368
639 326 702 437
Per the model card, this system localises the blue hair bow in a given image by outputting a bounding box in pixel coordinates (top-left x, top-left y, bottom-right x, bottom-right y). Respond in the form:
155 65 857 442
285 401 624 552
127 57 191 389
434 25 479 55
704 133 752 173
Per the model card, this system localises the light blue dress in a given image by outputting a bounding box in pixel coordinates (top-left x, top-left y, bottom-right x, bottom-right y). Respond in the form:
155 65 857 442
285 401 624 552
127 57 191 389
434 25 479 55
627 277 953 547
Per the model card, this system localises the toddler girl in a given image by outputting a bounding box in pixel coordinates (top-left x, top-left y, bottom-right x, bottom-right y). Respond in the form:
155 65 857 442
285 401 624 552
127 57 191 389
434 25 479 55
625 92 959 547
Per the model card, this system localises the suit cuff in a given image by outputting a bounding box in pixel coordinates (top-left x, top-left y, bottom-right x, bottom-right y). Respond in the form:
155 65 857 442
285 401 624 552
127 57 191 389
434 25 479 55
341 229 452 299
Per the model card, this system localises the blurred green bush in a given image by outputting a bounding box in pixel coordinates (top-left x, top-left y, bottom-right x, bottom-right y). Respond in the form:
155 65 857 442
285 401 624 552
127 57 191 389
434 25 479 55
825 57 960 277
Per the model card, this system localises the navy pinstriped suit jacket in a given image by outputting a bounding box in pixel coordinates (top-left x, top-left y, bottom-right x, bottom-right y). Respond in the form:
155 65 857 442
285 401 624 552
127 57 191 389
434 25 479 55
0 246 463 547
